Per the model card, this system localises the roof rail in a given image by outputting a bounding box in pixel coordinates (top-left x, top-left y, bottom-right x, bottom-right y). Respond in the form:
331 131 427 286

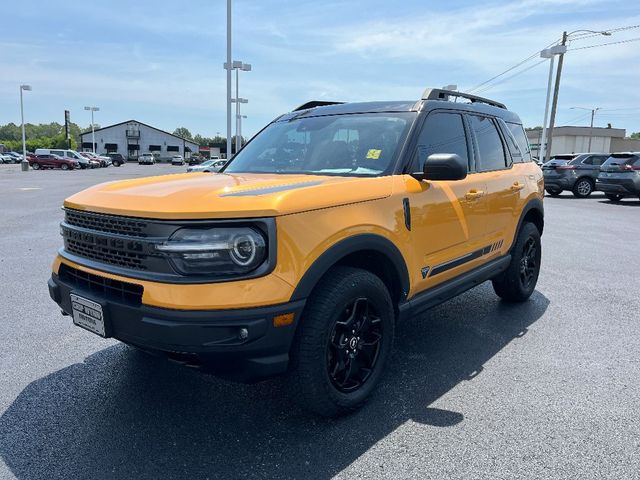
293 100 345 111
421 88 506 110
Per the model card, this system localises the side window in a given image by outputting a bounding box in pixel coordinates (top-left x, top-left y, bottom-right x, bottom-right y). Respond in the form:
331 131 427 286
413 112 469 172
51 150 63 156
592 156 607 166
469 115 507 171
582 157 594 165
506 122 532 162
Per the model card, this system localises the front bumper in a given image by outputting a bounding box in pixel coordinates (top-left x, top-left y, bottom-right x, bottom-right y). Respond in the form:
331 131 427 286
48 272 305 381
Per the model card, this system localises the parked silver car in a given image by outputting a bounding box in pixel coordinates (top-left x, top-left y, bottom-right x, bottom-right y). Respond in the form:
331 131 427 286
186 159 227 173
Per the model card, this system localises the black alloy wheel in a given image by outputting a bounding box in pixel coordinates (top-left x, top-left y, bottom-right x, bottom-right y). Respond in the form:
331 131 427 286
327 297 383 393
519 237 538 290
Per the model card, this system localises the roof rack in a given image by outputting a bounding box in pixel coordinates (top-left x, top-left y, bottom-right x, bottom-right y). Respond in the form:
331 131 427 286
421 88 506 110
293 100 345 111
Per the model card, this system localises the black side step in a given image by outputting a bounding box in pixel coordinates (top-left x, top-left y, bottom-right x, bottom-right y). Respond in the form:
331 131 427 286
398 254 511 321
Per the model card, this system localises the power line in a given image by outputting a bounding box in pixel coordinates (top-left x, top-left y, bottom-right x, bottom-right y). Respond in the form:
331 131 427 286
568 36 640 51
466 38 560 93
569 24 640 41
473 59 547 95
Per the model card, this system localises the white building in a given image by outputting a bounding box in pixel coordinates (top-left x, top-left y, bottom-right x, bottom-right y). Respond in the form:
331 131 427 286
80 120 200 161
526 126 640 157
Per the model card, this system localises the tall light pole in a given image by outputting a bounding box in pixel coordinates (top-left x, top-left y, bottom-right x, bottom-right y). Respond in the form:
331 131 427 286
571 106 601 151
231 96 248 152
233 61 251 153
19 84 32 171
539 45 566 163
238 114 247 148
225 0 232 159
84 106 100 153
545 29 611 161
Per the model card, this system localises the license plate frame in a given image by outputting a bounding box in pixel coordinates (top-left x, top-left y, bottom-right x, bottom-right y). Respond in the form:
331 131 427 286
70 293 107 338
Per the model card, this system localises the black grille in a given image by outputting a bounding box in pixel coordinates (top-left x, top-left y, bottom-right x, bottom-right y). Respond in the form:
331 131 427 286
65 238 148 270
65 209 148 237
58 264 143 305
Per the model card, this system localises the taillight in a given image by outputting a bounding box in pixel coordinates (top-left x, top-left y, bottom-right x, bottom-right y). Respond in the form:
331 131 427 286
557 165 577 170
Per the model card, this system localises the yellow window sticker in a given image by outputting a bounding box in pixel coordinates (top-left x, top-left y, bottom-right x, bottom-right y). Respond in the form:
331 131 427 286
366 149 382 160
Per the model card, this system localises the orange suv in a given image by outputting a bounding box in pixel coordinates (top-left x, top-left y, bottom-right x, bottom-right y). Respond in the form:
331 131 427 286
48 89 544 416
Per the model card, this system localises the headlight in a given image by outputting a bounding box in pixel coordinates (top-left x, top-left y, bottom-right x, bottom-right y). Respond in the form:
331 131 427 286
156 227 266 276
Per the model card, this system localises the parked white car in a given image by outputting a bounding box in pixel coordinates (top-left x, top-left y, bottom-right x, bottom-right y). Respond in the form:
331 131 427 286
171 155 184 166
138 153 155 165
187 159 227 173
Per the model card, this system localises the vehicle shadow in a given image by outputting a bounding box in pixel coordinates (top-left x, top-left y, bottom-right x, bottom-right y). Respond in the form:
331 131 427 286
0 284 549 480
598 199 640 207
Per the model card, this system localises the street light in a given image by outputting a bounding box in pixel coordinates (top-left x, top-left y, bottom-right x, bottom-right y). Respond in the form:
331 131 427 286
84 106 100 154
230 96 248 153
225 60 251 154
570 106 601 151
544 29 611 161
19 85 32 172
237 114 247 148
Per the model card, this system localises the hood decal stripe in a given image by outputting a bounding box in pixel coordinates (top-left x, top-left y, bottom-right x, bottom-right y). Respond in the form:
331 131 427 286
219 181 324 197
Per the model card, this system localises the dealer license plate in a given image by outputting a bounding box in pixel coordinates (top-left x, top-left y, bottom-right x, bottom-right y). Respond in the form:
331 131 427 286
70 293 106 337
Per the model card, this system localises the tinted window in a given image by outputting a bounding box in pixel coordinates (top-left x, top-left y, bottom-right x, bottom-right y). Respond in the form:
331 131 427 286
602 154 637 166
506 122 532 162
413 112 469 172
469 115 507 171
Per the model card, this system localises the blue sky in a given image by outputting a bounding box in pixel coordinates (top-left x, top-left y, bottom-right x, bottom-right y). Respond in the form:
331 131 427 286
1 0 639 138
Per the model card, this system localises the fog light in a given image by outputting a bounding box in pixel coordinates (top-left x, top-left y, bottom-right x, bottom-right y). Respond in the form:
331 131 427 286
238 328 249 340
273 312 295 327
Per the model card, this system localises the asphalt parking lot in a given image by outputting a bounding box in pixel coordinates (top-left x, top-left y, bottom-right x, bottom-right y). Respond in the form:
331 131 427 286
0 163 639 480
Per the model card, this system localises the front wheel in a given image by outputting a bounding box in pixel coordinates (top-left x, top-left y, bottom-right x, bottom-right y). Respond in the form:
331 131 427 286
492 222 541 302
61 163 69 170
605 194 623 202
289 267 394 417
32 163 40 170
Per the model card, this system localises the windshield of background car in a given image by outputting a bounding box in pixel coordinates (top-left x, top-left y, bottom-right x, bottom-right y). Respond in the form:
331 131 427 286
224 112 415 177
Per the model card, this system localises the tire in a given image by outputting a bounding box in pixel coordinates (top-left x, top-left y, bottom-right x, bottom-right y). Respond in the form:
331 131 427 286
61 164 69 170
605 194 623 202
113 161 121 167
32 163 40 170
289 266 395 417
572 178 594 198
492 222 541 303
545 188 562 196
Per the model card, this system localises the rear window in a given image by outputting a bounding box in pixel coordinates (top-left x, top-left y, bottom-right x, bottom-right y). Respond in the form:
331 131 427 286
602 154 638 166
550 155 575 161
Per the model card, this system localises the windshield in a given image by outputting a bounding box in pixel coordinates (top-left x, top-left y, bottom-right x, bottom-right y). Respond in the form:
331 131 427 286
224 112 415 177
200 160 215 166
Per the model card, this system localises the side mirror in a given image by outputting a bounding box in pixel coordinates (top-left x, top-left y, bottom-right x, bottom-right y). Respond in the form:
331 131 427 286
411 153 468 181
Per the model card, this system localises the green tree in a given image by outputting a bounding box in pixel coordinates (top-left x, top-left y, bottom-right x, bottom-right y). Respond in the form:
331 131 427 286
173 127 193 140
630 132 640 139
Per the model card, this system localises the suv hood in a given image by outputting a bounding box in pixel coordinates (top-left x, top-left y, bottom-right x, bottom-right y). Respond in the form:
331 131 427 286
64 172 392 219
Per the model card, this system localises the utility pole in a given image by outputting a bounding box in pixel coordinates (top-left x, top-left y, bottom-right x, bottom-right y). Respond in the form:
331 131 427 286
545 31 567 162
571 106 600 151
539 46 565 163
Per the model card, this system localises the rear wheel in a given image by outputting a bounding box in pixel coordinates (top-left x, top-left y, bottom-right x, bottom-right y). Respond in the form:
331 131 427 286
492 222 541 302
605 194 623 202
61 163 69 170
289 267 394 417
545 188 562 196
572 178 593 198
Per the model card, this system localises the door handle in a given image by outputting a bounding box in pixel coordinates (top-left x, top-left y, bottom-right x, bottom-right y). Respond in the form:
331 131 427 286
464 190 484 200
510 182 525 192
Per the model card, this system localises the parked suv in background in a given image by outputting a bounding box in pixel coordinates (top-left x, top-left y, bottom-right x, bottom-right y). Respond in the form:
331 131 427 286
48 89 544 417
106 153 125 167
596 153 640 201
138 153 155 165
30 154 79 170
543 153 609 197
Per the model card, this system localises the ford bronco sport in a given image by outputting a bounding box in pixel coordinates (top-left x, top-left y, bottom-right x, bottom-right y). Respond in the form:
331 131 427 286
48 88 544 417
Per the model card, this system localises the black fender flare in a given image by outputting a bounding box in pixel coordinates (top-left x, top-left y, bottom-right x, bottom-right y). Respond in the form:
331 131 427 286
289 234 410 302
510 198 544 251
